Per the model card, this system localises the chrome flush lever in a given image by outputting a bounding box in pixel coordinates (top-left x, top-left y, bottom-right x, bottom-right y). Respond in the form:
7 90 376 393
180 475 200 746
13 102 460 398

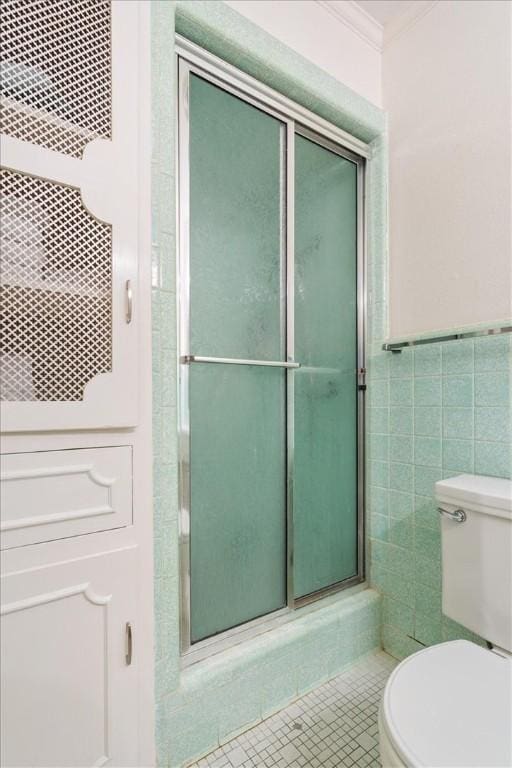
438 507 467 523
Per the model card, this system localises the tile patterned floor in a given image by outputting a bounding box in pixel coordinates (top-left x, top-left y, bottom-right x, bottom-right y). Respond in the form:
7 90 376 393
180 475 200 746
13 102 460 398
188 651 397 768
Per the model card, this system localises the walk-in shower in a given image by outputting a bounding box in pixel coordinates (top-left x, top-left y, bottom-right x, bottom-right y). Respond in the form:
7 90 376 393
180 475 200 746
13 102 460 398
177 37 368 657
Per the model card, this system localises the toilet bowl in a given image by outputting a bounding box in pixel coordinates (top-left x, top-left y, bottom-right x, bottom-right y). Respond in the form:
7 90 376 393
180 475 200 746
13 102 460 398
378 475 512 768
379 640 512 767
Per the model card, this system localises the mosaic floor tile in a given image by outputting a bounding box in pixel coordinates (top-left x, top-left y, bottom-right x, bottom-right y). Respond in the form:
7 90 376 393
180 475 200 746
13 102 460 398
188 652 396 768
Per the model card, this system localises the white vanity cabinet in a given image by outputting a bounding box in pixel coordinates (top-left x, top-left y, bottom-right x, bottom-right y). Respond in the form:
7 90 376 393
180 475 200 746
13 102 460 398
1 546 139 768
0 2 153 766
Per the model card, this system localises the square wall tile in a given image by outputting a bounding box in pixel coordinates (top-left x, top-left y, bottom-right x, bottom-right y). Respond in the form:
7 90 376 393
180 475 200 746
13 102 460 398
442 439 474 473
369 352 389 380
389 349 413 378
441 339 474 375
443 407 474 439
389 462 413 493
414 377 442 407
371 460 389 488
390 407 413 435
474 334 511 372
389 517 414 549
414 466 443 497
414 611 442 645
370 512 389 541
475 372 511 407
475 407 511 443
370 407 389 434
370 433 389 461
414 407 442 437
389 490 414 521
414 525 441 562
415 582 442 619
414 436 442 467
414 552 442 590
390 434 413 463
414 494 439 530
370 486 389 516
382 597 414 635
414 345 441 376
442 375 474 407
474 441 511 479
369 379 389 408
390 377 413 406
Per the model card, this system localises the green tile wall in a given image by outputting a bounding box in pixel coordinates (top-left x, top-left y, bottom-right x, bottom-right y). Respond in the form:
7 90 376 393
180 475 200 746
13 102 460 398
152 1 388 766
368 332 512 660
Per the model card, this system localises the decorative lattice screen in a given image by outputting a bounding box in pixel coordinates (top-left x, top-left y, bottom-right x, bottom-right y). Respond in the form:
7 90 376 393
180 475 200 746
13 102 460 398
0 169 112 401
0 0 112 158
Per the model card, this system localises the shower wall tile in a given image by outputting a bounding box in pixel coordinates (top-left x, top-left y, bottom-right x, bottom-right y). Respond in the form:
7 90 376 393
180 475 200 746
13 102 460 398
369 332 511 660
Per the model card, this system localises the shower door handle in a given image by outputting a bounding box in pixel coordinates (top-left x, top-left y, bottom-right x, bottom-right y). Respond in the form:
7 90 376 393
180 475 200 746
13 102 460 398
181 355 300 369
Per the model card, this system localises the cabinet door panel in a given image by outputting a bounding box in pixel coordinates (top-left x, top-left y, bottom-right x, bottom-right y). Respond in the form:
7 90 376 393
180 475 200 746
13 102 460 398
0 0 142 431
1 446 133 550
1 547 138 767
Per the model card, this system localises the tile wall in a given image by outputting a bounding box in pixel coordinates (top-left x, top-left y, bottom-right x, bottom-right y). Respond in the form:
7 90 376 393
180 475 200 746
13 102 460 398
368 333 512 658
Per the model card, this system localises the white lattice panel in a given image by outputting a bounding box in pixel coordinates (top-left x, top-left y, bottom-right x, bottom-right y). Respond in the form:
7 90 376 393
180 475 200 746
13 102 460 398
0 168 112 402
0 0 111 158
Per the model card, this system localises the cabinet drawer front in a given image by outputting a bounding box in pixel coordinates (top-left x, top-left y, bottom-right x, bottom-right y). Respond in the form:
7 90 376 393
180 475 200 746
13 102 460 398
1 446 132 549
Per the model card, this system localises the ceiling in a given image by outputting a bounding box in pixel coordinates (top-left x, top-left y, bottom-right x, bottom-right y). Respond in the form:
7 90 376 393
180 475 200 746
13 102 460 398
355 0 416 27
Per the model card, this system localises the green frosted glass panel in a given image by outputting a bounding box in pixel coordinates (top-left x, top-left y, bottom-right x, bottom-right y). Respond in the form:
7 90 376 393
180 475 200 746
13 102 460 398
188 76 287 643
189 74 284 360
190 364 286 643
293 134 358 599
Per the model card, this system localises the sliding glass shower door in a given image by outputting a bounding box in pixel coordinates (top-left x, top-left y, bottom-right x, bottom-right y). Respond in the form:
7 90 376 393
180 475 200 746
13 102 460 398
178 48 366 652
185 73 288 644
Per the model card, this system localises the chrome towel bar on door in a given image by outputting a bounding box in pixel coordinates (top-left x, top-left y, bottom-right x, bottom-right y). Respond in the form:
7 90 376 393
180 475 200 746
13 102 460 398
181 355 301 368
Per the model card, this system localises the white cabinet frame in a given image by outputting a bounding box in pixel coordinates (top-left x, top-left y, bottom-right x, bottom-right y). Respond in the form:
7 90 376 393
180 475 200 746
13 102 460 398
1 1 141 432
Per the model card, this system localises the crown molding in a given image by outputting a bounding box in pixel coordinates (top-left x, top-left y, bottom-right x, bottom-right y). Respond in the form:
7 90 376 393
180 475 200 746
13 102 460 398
384 0 439 48
316 0 383 52
315 0 439 53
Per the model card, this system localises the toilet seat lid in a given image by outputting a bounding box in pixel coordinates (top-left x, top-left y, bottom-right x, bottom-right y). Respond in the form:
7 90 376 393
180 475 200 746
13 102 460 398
382 640 512 768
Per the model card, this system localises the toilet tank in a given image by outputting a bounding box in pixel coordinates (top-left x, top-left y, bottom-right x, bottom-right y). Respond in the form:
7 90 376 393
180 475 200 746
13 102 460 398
435 474 512 652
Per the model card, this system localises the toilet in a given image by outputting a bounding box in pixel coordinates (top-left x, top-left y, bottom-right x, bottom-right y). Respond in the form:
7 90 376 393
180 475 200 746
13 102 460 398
379 474 512 768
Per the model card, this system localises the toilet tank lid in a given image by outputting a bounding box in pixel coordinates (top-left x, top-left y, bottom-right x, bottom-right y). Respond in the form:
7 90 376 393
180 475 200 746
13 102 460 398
435 474 512 518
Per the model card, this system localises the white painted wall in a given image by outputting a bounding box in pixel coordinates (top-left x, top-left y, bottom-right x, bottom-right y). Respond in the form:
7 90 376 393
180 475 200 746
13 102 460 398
224 0 382 106
384 0 512 337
